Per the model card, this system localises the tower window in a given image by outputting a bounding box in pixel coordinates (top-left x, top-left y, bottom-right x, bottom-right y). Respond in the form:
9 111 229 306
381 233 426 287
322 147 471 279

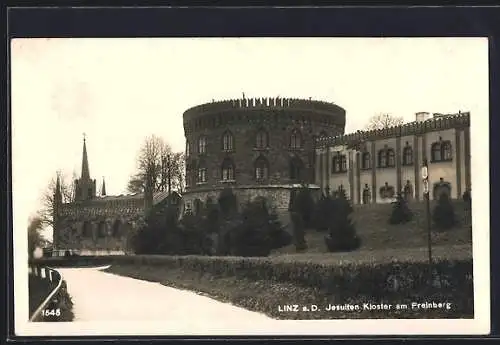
361 152 371 170
198 168 207 183
221 158 235 181
198 136 207 154
402 146 413 165
290 129 303 149
332 154 347 173
255 156 269 180
222 131 234 151
255 129 269 149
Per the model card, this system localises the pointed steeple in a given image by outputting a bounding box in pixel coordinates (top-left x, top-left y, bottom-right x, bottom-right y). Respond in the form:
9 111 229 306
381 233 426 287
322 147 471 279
54 173 62 203
74 134 96 201
81 134 90 180
101 177 106 196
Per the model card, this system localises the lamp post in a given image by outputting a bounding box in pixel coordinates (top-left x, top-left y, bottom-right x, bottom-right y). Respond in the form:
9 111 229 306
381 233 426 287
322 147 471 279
421 158 432 265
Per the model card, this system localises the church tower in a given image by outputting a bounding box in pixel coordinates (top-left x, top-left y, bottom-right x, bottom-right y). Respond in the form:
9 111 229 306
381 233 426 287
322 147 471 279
74 135 97 201
52 173 63 249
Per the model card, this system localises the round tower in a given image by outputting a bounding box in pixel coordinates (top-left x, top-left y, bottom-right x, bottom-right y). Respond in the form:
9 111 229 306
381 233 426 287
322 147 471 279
182 97 346 213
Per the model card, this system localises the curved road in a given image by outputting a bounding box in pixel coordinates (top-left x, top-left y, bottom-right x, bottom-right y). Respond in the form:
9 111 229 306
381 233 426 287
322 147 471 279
57 266 273 323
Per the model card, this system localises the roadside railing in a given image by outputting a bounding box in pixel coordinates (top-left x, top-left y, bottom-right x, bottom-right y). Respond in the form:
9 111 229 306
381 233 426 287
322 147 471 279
28 265 63 322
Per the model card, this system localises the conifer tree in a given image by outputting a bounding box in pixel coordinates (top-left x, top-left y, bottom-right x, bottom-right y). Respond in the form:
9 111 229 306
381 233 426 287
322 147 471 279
325 190 361 252
432 193 456 230
389 193 413 224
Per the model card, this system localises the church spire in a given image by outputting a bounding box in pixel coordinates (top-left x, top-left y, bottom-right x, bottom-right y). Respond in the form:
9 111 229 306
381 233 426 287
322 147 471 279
101 177 106 196
54 173 62 203
81 133 90 180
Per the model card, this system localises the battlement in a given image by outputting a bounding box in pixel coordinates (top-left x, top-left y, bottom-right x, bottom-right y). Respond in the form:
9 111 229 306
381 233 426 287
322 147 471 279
183 97 345 120
315 111 470 149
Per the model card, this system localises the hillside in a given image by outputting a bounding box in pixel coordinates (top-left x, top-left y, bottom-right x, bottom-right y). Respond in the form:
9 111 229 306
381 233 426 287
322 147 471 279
271 200 472 255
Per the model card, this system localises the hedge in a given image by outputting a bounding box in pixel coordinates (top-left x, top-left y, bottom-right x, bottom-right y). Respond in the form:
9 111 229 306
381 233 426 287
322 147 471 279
32 245 473 318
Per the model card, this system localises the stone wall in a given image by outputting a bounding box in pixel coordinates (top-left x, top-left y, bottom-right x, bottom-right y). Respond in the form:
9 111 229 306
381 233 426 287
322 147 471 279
182 184 321 214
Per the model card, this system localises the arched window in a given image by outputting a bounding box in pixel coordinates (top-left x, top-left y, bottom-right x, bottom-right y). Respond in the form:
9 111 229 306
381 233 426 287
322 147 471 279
332 154 347 173
378 147 396 168
198 136 207 154
197 160 207 183
97 221 106 238
431 142 442 162
402 146 413 165
378 150 387 167
289 156 304 181
193 199 203 215
290 129 302 149
82 221 92 238
387 149 395 167
222 131 234 151
255 129 269 149
442 141 453 161
362 152 371 170
185 141 191 157
221 158 235 181
112 219 122 237
254 156 269 180
185 167 190 188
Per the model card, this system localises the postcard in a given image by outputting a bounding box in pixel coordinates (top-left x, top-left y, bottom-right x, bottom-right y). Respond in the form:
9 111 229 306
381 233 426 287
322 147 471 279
11 37 490 336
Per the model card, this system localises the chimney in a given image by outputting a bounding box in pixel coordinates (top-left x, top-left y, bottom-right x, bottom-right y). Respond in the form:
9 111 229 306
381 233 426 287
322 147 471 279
415 112 430 122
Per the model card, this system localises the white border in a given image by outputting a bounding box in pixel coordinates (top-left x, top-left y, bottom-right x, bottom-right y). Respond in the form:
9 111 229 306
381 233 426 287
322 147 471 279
12 37 490 336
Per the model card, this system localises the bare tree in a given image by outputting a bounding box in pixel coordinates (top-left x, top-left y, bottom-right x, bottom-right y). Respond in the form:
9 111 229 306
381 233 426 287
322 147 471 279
38 171 74 228
127 135 185 194
365 113 404 131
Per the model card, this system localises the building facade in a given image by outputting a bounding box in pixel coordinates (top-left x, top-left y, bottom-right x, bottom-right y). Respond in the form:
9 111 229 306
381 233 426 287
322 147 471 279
314 111 471 204
51 97 471 255
52 138 177 255
182 97 346 212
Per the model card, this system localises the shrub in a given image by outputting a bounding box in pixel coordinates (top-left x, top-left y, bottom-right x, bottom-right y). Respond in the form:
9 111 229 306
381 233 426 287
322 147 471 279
204 197 220 234
432 193 456 230
389 193 413 225
289 186 316 228
131 205 183 254
226 200 276 257
312 194 335 232
268 208 292 250
291 211 307 252
325 192 361 252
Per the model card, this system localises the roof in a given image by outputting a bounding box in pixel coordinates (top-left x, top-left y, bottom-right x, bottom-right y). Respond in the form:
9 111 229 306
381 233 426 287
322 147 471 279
95 190 178 205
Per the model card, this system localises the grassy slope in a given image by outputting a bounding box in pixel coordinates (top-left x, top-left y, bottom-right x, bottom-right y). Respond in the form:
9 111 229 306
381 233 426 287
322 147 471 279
104 201 473 319
272 200 472 255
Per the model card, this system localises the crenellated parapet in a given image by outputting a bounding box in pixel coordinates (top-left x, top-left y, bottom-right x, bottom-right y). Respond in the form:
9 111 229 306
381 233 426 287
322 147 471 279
58 196 145 218
183 97 345 120
315 112 470 149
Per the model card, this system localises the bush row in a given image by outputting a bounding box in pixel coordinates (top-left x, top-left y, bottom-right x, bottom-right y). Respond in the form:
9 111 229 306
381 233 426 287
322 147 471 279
104 254 473 319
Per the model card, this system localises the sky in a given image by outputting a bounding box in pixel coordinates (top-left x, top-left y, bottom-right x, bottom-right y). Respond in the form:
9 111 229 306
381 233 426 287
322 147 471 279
10 37 488 241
